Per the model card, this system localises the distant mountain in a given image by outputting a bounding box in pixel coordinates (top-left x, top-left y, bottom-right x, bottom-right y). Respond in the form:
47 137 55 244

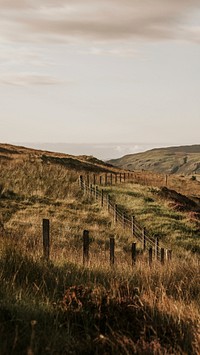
108 145 200 175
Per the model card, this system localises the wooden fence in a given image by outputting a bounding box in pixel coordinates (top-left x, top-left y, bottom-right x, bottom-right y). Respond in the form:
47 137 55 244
84 171 168 187
83 171 200 198
42 219 170 267
79 175 172 265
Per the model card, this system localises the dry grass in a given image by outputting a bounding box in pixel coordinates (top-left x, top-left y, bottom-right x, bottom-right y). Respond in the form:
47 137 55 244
0 147 200 354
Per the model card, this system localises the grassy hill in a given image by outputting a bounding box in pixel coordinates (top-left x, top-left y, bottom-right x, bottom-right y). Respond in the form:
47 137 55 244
0 143 200 354
108 144 200 175
0 143 115 173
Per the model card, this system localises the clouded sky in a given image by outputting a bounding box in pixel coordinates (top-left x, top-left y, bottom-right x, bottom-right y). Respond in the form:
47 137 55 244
1 0 200 152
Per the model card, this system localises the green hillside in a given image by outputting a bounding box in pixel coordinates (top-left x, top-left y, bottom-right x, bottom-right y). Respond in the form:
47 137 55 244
108 145 200 175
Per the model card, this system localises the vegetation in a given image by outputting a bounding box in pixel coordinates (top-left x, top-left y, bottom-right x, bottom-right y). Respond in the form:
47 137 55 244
108 144 200 176
0 143 200 354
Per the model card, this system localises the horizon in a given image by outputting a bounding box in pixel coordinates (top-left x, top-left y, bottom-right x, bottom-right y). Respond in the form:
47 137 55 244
7 141 199 161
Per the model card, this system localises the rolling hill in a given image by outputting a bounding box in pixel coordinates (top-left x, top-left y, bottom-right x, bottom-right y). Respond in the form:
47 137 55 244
108 144 200 175
0 143 116 173
0 142 200 354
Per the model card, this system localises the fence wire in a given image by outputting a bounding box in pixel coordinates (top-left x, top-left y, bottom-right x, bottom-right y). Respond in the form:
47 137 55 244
80 177 169 254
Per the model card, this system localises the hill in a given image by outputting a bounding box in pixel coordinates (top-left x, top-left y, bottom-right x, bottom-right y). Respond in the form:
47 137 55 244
0 143 200 354
108 144 200 175
0 143 116 173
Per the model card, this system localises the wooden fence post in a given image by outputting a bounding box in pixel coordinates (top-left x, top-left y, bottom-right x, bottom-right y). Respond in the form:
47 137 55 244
143 227 146 251
43 219 50 261
95 186 99 200
165 174 168 187
132 242 137 266
105 174 108 186
89 184 93 198
110 174 113 186
155 238 159 260
167 249 172 261
124 173 126 182
93 174 96 185
119 173 122 183
107 194 111 212
101 189 104 207
79 175 83 189
110 237 115 266
83 230 89 265
100 176 102 186
149 247 153 266
115 174 117 184
161 248 165 265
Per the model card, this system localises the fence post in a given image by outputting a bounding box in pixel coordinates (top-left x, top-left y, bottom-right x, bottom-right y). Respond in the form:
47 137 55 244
115 174 117 184
107 194 111 212
119 173 122 183
105 174 107 186
132 242 137 266
161 248 165 265
143 227 146 251
110 174 113 186
167 249 172 261
95 186 99 201
43 219 50 261
101 189 104 207
110 237 115 266
100 176 102 186
165 174 168 187
79 175 83 189
93 174 96 186
83 230 89 265
88 184 91 198
155 238 159 260
86 174 90 187
124 173 126 182
149 247 153 266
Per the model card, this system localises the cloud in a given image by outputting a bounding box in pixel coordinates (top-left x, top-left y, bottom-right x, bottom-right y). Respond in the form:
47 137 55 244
0 47 55 67
0 72 64 86
0 0 199 44
79 46 139 58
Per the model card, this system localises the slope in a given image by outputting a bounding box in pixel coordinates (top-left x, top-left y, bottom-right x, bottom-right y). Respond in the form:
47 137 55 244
108 144 200 175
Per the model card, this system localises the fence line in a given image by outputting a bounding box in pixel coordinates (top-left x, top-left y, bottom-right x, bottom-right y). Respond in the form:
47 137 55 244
83 171 168 188
79 175 172 261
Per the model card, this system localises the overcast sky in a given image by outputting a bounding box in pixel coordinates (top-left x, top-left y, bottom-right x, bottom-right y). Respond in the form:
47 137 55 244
0 0 200 154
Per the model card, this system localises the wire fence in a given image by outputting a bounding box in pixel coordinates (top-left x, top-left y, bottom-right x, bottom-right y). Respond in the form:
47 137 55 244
0 172 172 267
79 175 172 262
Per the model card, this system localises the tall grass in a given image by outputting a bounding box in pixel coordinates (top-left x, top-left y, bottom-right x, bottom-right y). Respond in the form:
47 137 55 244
0 157 200 354
0 235 199 354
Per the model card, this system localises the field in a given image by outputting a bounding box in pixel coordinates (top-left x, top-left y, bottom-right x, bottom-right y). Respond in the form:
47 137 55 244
0 144 200 354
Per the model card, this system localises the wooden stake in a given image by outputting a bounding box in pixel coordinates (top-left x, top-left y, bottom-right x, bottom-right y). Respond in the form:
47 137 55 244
110 237 115 266
43 219 50 261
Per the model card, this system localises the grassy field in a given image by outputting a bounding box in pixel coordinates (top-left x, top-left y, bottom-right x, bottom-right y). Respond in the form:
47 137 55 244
0 144 200 354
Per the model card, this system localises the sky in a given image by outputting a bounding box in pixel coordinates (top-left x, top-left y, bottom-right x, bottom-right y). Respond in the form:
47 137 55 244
0 0 200 158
